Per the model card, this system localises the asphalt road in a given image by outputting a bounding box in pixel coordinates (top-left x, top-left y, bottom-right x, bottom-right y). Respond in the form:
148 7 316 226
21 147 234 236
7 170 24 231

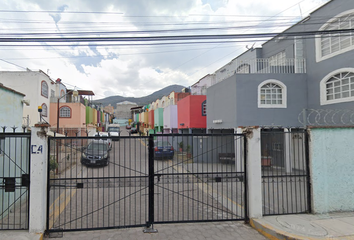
47 130 247 232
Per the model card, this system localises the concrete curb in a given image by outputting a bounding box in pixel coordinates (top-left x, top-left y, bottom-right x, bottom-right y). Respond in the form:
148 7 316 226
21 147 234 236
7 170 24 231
250 218 354 240
250 219 319 240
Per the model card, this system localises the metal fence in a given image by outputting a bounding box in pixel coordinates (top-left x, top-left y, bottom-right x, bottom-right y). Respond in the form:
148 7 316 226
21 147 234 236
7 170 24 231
0 132 31 230
46 132 246 234
261 128 311 216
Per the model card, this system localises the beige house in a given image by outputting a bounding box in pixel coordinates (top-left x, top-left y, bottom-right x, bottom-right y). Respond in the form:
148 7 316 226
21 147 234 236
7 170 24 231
114 101 138 119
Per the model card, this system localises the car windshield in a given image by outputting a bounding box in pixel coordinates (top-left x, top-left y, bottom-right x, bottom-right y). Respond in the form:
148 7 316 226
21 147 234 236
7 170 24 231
87 142 108 151
155 141 171 147
108 127 120 132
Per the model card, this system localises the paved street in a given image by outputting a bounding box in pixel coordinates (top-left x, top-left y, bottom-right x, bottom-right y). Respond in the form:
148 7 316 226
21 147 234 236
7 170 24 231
47 131 247 233
44 221 267 240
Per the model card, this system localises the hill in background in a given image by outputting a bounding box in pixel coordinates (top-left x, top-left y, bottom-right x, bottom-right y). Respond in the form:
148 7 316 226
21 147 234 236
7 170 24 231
94 84 187 107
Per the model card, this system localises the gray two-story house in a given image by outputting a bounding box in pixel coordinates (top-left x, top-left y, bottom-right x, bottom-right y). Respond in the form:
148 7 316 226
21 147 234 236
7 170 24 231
208 0 354 131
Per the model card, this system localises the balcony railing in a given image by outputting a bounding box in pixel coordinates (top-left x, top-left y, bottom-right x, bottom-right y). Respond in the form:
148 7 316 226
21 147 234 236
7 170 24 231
236 58 306 74
50 95 86 105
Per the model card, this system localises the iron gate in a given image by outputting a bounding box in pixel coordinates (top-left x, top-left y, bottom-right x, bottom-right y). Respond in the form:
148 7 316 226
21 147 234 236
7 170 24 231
0 132 31 230
46 133 247 234
261 128 311 215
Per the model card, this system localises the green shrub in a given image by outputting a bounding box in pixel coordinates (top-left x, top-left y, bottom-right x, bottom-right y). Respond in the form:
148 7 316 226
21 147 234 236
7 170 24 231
49 156 58 172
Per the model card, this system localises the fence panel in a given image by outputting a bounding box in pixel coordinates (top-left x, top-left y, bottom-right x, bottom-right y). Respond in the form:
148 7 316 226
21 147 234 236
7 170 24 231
261 128 311 216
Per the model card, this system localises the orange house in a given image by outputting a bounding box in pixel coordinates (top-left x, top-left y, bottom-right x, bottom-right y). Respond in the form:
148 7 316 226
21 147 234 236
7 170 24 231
50 102 87 136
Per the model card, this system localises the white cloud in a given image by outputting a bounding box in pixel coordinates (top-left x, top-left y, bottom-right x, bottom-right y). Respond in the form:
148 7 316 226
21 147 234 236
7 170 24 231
0 0 330 101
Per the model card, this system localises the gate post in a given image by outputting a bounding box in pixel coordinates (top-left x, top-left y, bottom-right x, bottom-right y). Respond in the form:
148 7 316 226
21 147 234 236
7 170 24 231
29 123 49 234
144 134 158 233
244 127 262 219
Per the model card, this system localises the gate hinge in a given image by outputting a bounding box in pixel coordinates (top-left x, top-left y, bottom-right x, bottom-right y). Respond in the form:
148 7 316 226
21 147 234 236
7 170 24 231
21 174 30 187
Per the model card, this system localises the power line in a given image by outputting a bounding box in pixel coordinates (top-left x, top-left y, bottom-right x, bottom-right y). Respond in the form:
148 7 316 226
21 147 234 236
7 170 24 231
0 29 351 45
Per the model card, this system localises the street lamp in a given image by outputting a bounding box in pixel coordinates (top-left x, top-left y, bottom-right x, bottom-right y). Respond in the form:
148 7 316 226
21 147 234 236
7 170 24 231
56 89 78 134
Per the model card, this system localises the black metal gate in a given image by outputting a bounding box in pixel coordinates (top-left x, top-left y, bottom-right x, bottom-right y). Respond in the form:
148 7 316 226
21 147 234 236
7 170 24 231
46 133 247 234
0 132 31 230
261 128 311 215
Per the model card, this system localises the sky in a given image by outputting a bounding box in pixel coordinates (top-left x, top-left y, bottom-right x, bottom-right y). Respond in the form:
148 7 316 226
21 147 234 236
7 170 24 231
0 0 330 100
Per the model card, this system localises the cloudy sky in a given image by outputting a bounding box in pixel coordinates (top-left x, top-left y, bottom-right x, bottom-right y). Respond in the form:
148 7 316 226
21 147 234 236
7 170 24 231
0 0 329 100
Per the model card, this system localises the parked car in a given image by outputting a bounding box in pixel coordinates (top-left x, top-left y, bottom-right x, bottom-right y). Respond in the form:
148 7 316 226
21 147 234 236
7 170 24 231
130 127 138 134
81 140 110 167
154 140 174 160
94 132 112 148
126 125 131 130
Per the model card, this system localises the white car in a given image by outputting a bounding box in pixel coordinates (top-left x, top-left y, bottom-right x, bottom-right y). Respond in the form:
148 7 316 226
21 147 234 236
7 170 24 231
94 132 112 149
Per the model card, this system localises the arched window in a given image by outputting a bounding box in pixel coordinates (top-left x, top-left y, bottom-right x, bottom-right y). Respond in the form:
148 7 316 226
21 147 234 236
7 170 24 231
59 106 71 118
316 10 354 61
41 103 48 117
236 64 250 73
202 100 207 116
258 80 287 108
41 81 48 98
60 89 65 97
320 69 354 105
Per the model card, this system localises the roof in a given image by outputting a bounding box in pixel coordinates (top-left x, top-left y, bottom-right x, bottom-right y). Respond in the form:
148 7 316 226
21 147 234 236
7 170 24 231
0 83 25 96
67 89 95 96
117 101 137 105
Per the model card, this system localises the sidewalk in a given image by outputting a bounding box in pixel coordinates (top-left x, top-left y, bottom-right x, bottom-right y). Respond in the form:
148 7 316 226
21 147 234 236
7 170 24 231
2 212 354 239
251 212 354 240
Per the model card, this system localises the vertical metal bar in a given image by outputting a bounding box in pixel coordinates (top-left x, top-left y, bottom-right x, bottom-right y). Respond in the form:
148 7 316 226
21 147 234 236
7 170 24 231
46 137 51 232
305 130 312 213
147 134 155 227
243 133 248 221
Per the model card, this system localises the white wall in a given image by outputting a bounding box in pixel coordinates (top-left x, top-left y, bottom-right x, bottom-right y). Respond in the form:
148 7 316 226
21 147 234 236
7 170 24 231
0 71 55 126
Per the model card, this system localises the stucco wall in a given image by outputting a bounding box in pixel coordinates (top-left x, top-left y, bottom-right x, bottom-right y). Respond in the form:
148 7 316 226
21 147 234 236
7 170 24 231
236 74 307 127
309 127 354 213
0 87 24 130
207 75 237 130
0 71 55 125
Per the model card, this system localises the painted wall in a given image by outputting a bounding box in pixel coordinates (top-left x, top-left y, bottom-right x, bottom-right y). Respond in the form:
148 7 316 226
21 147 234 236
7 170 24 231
236 74 307 127
50 102 86 129
163 105 177 130
177 95 206 129
144 111 148 126
148 110 154 127
154 108 164 128
177 96 191 129
207 75 237 130
259 0 354 111
0 71 55 125
0 86 24 130
309 127 354 213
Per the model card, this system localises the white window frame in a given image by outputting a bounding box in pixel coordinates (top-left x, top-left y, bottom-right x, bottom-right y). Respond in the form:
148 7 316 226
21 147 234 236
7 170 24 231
316 10 354 62
320 68 354 105
258 79 287 108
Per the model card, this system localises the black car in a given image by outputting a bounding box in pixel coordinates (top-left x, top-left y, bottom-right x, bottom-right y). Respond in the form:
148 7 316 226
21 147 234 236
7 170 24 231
130 127 138 134
81 140 110 167
154 140 174 160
